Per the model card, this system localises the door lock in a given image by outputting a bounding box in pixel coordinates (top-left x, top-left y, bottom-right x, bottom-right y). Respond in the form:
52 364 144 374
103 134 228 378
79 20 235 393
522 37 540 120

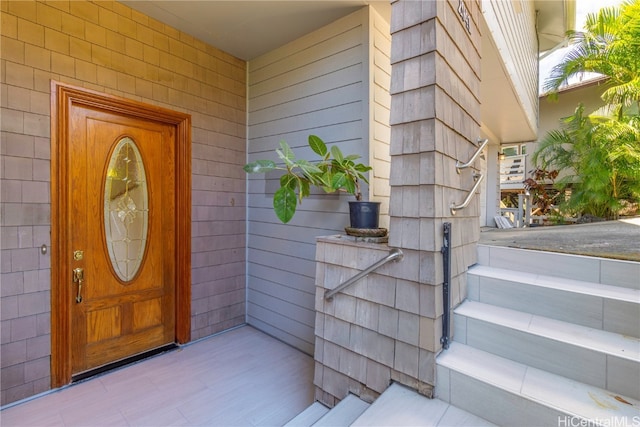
73 268 84 303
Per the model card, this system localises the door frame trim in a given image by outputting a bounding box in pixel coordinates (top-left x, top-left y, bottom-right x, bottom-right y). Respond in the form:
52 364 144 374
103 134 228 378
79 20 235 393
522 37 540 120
50 81 192 387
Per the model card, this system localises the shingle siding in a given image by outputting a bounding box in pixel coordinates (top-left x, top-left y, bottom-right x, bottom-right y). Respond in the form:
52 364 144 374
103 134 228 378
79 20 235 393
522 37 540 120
1 0 246 405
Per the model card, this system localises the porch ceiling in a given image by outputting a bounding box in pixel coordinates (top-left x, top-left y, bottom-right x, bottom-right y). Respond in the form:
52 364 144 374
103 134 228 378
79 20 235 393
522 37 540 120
121 0 572 145
536 0 576 52
120 1 391 61
480 17 535 145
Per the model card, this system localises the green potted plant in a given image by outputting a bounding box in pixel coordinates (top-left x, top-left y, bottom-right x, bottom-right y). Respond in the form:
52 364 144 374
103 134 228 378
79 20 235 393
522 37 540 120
244 135 380 230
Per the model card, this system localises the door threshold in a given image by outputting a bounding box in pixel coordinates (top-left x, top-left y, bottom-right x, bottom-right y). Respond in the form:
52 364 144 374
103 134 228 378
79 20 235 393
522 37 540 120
72 343 178 383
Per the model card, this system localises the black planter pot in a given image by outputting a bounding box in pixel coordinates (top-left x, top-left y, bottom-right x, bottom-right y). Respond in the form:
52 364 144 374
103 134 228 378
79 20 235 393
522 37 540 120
348 201 380 229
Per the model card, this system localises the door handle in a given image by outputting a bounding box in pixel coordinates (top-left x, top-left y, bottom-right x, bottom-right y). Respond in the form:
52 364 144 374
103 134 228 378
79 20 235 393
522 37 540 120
73 268 84 303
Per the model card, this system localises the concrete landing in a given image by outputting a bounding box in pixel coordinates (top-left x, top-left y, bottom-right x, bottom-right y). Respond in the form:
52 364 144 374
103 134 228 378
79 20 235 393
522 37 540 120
480 217 640 262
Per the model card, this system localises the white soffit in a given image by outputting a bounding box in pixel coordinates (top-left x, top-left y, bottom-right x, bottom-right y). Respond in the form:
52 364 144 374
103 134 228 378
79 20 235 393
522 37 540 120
535 0 576 51
121 1 391 61
480 17 536 143
480 0 576 143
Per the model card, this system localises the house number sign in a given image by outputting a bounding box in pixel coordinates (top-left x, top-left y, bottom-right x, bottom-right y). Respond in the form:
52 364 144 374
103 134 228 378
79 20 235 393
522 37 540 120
457 0 471 34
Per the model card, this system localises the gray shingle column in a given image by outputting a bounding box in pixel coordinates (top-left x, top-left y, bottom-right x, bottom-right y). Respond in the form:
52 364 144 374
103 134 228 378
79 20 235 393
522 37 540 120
313 1 484 406
389 0 481 301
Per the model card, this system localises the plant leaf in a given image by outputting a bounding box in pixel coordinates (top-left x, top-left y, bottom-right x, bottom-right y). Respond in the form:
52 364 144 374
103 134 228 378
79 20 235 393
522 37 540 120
280 174 297 190
331 172 354 193
277 141 296 166
354 164 372 173
308 135 327 156
243 160 276 173
298 159 323 176
299 179 310 200
273 187 297 223
318 171 333 188
330 145 344 163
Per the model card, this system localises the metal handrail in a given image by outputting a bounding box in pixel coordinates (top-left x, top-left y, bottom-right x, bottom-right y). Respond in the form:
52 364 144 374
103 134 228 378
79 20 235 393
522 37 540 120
455 138 488 173
324 248 404 301
441 222 451 349
450 173 484 215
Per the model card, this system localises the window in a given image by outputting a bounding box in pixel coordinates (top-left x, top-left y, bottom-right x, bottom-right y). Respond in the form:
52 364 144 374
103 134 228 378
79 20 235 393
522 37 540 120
501 144 528 157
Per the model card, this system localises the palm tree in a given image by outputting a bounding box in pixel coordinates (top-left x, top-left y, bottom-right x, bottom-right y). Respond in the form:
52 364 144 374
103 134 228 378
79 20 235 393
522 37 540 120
535 0 640 219
544 0 640 111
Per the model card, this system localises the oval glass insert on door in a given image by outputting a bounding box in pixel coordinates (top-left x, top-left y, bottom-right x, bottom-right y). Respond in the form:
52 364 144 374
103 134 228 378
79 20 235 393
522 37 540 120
104 137 149 282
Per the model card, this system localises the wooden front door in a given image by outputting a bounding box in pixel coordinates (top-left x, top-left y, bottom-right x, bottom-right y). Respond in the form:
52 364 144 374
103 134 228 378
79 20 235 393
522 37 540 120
71 109 175 375
51 82 192 386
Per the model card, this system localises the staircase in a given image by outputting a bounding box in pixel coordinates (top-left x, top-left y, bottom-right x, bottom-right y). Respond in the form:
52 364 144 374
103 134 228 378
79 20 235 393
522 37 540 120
288 244 639 426
436 244 640 426
285 384 495 426
284 394 367 427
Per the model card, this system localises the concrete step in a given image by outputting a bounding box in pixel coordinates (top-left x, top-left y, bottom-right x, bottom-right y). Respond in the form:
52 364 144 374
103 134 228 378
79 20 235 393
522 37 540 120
477 244 640 290
283 402 329 427
467 264 640 337
454 300 640 400
436 342 640 426
312 394 369 426
352 383 496 426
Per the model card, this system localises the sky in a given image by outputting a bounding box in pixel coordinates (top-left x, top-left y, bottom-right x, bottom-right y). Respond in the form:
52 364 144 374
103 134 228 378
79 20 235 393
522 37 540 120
538 0 626 93
575 0 625 29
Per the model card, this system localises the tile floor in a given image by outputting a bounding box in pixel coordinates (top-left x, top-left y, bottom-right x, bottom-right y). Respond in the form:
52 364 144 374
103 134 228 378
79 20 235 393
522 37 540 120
0 326 315 426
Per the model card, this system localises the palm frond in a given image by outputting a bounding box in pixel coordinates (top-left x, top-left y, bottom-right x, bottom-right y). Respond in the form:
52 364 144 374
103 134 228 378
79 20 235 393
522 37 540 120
601 78 640 106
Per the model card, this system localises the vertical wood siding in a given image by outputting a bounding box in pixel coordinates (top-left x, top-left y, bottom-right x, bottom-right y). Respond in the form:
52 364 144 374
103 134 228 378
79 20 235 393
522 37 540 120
246 8 375 354
370 9 392 229
483 0 538 133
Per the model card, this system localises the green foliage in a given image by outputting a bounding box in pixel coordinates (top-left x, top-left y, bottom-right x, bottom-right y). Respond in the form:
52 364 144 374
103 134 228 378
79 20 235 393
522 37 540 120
533 104 640 219
536 1 640 219
243 135 372 223
544 0 640 111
